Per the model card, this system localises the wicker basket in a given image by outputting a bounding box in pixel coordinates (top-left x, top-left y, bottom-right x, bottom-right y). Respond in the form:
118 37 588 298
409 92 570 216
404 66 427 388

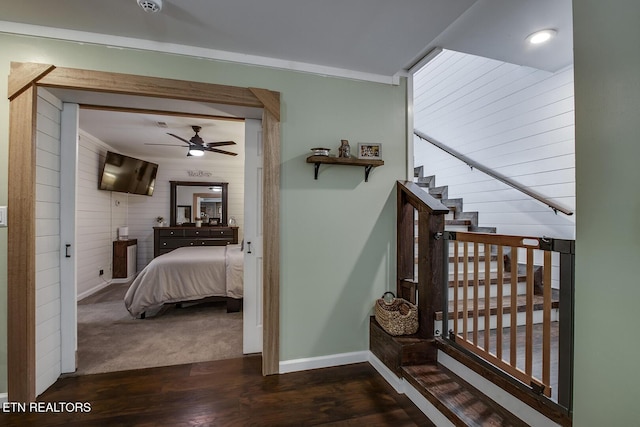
374 292 418 336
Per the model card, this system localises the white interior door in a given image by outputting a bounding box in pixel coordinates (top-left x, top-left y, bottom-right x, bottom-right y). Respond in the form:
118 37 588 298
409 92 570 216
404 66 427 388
243 118 263 353
60 103 79 373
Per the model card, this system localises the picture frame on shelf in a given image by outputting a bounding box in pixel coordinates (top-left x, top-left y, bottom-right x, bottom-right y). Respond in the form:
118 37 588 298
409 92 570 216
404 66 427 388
209 218 220 226
357 143 382 160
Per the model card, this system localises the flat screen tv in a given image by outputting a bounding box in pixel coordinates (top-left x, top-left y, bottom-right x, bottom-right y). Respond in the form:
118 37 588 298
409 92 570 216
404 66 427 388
98 151 158 196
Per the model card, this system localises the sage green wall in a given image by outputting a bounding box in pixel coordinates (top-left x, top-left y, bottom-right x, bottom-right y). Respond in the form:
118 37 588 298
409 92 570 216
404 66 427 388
573 1 640 424
0 33 407 393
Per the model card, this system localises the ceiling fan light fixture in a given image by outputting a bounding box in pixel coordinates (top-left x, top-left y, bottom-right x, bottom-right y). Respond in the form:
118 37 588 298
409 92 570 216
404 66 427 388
189 146 205 157
137 0 162 13
527 29 557 45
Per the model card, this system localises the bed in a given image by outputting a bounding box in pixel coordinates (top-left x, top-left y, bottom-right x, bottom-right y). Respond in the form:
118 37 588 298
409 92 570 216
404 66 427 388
124 244 243 318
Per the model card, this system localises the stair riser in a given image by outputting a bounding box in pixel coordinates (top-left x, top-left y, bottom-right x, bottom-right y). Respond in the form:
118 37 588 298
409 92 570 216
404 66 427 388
445 225 471 232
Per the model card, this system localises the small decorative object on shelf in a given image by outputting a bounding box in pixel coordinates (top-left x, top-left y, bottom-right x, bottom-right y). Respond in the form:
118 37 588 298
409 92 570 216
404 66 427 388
228 216 237 226
195 217 202 228
311 147 331 156
357 143 382 160
338 139 351 158
156 216 165 227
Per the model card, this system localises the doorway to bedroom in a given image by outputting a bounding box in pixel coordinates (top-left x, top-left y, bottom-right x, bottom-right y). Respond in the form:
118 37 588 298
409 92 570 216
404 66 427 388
65 108 261 375
7 64 280 401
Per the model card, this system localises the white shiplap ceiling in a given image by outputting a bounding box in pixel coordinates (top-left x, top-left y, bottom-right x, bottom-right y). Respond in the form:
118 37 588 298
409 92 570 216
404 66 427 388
4 0 573 157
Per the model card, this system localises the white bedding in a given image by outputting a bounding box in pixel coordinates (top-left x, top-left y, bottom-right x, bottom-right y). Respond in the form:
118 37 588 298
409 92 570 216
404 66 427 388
124 244 243 317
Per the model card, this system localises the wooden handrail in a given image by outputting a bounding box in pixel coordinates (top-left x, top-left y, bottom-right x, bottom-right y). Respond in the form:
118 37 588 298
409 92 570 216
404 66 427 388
414 130 574 216
397 180 449 214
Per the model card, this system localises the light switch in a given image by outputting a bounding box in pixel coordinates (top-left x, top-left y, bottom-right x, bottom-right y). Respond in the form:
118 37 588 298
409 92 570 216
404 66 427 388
0 206 7 227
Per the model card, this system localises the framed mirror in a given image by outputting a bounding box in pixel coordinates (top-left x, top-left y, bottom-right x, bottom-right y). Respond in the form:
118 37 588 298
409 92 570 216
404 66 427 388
170 181 229 226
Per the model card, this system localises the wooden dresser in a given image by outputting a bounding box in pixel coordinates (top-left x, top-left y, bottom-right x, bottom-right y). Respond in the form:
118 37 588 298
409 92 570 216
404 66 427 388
153 226 239 258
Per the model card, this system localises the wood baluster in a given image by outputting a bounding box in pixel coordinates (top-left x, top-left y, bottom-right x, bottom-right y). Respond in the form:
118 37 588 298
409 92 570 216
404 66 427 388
484 243 491 352
463 242 469 341
510 247 518 367
543 250 552 396
525 248 534 376
496 245 504 360
473 242 479 346
453 240 459 337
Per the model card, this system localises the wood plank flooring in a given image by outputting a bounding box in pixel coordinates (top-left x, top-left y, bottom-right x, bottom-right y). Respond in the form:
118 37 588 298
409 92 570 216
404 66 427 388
0 356 435 426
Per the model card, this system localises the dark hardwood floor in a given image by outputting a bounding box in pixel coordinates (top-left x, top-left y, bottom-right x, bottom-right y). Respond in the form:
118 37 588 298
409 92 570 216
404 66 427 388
1 356 434 426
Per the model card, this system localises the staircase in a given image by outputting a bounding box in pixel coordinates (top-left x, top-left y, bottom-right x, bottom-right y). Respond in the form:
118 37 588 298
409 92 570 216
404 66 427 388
370 174 569 426
414 166 496 234
413 167 558 331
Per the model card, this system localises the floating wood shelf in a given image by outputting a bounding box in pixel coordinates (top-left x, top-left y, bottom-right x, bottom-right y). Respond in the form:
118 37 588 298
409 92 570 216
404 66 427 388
306 155 384 182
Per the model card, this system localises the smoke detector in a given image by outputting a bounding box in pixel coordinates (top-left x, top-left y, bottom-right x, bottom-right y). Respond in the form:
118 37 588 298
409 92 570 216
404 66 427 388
137 0 162 13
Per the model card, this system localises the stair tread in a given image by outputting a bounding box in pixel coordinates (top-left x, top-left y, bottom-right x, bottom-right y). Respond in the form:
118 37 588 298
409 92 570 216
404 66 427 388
436 293 559 320
402 363 524 426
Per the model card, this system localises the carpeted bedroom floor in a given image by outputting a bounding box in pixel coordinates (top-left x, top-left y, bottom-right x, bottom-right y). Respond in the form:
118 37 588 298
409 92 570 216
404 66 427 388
74 282 243 376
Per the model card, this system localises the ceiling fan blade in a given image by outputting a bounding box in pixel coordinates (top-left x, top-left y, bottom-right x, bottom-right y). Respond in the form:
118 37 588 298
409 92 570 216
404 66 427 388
144 143 189 147
204 147 238 156
204 140 236 147
167 133 192 145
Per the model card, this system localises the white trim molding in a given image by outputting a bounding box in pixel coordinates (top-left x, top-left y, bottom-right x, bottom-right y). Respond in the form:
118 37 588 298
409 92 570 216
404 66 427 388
278 351 368 374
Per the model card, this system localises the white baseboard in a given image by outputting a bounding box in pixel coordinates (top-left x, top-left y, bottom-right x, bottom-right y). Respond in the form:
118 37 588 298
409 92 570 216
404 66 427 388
367 351 404 393
76 280 112 301
110 275 135 284
279 351 368 374
0 392 7 403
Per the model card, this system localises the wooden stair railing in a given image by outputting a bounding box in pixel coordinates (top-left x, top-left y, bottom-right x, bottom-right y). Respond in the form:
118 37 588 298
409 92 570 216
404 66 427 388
396 180 448 340
375 180 575 426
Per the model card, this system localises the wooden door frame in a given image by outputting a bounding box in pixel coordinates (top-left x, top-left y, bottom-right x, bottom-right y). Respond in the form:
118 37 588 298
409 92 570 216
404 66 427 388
6 62 281 402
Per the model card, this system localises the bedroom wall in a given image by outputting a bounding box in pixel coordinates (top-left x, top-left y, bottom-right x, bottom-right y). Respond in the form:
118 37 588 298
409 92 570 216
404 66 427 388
413 49 576 240
0 32 406 394
76 131 124 299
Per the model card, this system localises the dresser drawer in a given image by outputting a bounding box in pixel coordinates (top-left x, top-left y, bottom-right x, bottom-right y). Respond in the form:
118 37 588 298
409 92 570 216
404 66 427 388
184 229 210 237
209 228 234 238
159 238 193 249
158 229 184 237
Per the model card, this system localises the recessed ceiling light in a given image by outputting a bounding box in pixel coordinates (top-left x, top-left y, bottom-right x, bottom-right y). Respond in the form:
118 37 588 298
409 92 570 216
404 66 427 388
527 29 557 45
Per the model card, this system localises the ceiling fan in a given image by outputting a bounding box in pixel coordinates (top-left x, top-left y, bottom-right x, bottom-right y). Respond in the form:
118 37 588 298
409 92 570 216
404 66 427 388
145 125 238 157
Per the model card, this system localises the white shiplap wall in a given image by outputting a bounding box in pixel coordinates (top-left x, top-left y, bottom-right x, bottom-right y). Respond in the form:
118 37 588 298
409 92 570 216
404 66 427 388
76 128 246 295
413 49 576 240
76 131 124 298
35 89 63 395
